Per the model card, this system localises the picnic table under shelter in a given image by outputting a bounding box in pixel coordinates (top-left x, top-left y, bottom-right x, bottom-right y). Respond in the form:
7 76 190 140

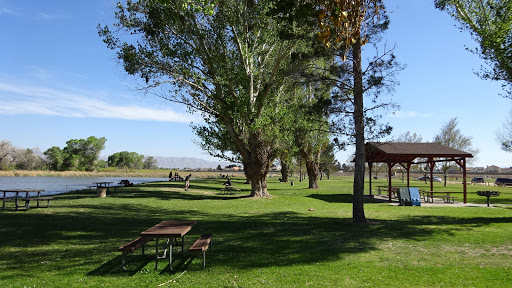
364 142 473 204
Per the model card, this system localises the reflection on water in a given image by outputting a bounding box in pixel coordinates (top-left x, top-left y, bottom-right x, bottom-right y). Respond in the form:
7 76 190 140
0 176 168 196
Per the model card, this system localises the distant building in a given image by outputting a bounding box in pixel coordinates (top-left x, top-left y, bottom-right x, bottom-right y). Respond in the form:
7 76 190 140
468 167 485 172
485 165 502 173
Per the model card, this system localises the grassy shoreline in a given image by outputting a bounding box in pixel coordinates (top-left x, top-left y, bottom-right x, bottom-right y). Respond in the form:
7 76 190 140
0 170 245 178
0 176 510 287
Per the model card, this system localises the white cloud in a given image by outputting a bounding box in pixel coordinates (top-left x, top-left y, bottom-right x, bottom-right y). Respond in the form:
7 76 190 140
390 110 431 119
36 11 69 20
0 7 17 15
0 82 199 123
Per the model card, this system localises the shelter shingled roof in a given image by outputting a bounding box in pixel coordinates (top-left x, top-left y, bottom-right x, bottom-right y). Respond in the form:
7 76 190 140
365 142 473 164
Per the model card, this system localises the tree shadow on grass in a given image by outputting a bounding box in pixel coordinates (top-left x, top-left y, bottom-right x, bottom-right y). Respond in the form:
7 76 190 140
1 202 511 278
87 255 152 276
108 188 251 201
307 193 383 204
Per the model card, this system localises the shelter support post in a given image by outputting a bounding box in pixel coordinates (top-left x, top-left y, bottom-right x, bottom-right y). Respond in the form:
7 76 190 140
454 158 468 204
463 159 467 203
369 162 373 197
387 162 398 202
407 162 411 187
428 158 435 192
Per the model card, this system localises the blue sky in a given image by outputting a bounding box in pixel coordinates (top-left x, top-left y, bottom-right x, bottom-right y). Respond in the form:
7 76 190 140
0 0 510 168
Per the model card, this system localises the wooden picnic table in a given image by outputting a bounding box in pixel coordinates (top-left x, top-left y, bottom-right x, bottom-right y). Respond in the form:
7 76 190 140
140 220 197 270
220 185 241 195
93 182 114 198
1 189 46 210
93 182 114 189
422 191 458 204
169 176 184 182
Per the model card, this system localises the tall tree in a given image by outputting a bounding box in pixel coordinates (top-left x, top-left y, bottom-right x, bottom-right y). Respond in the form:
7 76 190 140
433 117 478 186
99 0 318 197
43 146 64 171
497 108 512 152
317 0 402 223
319 141 341 180
435 0 512 96
143 156 158 169
292 84 331 189
108 151 145 169
62 136 106 171
13 148 44 170
391 131 424 182
0 140 15 170
392 131 423 143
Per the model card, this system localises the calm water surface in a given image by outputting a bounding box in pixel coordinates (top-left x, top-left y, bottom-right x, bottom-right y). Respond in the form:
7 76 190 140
0 176 168 196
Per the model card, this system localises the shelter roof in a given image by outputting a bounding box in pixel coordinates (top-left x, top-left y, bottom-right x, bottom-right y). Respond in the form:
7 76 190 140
365 142 473 163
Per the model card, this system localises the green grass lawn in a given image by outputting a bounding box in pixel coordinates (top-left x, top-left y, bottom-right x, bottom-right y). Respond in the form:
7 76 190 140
1 176 511 287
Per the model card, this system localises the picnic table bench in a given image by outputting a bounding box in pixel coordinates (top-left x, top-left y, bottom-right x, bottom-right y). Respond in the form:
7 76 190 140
117 221 213 270
220 186 241 195
422 191 458 204
1 189 53 210
189 233 213 269
118 237 153 269
169 176 184 182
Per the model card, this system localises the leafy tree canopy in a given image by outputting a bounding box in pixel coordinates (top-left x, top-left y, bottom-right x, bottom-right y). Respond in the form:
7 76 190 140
99 0 322 197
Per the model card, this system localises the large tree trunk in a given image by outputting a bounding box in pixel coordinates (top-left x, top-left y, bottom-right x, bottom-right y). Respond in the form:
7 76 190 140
243 132 273 197
280 158 289 182
352 40 367 224
305 158 319 189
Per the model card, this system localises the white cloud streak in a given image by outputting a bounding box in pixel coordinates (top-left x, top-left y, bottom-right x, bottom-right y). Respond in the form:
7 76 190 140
0 7 17 15
390 110 431 119
0 82 198 123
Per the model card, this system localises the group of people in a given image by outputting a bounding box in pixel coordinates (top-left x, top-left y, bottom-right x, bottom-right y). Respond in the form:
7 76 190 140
168 171 235 191
168 171 192 190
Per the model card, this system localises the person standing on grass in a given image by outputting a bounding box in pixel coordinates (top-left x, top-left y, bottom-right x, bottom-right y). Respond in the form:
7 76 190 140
185 174 191 191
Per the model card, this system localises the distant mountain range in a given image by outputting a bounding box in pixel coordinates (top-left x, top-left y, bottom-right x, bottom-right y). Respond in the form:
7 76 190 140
154 156 238 169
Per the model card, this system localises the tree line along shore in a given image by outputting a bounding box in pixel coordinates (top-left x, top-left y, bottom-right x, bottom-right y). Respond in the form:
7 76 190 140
0 169 246 179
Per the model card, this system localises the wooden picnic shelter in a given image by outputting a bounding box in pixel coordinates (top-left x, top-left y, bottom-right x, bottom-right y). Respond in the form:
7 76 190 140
365 142 473 204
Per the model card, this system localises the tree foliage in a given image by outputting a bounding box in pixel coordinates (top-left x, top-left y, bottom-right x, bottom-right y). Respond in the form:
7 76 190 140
291 83 331 189
13 148 44 170
435 0 512 96
43 146 64 171
0 140 15 170
143 156 158 169
44 136 106 172
317 0 382 51
319 141 341 179
108 151 145 169
497 108 512 152
99 0 320 197
392 131 423 143
433 117 478 186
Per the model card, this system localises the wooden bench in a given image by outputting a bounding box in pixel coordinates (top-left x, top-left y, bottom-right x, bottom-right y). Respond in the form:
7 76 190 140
189 234 213 269
220 186 231 195
441 195 458 204
26 196 54 208
3 196 31 210
118 237 152 269
220 186 241 195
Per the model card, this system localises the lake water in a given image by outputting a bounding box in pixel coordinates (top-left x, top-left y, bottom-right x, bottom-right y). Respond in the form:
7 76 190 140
0 176 169 196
